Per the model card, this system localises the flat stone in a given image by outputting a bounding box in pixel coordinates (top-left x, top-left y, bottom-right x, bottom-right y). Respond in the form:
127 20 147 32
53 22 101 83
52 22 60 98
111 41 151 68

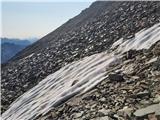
91 116 113 120
122 63 136 75
134 103 160 117
74 111 84 118
146 57 158 64
118 107 134 117
153 95 160 104
91 104 97 109
136 90 150 98
155 105 160 116
99 97 106 103
140 100 150 105
98 108 111 116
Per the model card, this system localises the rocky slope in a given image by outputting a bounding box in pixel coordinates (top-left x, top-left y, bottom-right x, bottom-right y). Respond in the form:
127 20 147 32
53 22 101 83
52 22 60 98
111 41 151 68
39 41 160 120
1 1 160 119
2 23 160 120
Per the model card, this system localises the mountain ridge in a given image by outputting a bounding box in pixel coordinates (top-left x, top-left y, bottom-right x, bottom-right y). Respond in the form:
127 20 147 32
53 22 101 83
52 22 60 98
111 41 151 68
1 38 33 63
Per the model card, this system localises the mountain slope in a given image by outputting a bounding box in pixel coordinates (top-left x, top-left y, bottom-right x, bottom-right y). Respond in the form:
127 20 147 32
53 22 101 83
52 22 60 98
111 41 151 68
1 44 28 64
1 43 25 63
1 1 160 114
41 41 160 120
2 23 160 120
1 38 31 46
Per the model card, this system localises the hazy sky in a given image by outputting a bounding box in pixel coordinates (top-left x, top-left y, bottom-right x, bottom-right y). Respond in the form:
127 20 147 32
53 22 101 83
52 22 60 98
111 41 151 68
1 1 93 39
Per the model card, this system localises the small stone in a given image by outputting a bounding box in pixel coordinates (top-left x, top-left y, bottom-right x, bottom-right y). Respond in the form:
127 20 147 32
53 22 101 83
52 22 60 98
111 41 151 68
140 100 150 105
74 111 84 118
122 63 136 75
7 95 12 98
91 104 97 109
148 113 158 120
113 114 122 119
122 90 127 94
91 116 112 120
118 107 134 117
155 105 160 116
126 49 137 59
98 108 111 116
99 97 106 103
85 105 90 109
152 42 160 56
153 95 160 104
126 79 134 84
136 90 150 98
146 57 158 64
82 95 96 101
51 112 57 118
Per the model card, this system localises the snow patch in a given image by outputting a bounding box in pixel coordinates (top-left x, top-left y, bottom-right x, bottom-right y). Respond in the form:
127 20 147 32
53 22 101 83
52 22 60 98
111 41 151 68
112 23 160 53
2 52 119 120
23 53 34 60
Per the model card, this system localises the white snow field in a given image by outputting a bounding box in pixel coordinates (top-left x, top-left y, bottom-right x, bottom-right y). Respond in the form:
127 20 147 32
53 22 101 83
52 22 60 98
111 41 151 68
2 23 160 120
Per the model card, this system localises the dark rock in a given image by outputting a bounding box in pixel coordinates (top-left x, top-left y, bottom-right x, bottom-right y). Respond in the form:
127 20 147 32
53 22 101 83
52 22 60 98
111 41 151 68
136 90 150 98
82 95 97 101
108 73 124 82
126 49 137 59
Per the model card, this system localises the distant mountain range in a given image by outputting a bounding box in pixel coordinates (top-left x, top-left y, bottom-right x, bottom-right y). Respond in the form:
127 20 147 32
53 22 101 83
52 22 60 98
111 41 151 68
1 38 37 63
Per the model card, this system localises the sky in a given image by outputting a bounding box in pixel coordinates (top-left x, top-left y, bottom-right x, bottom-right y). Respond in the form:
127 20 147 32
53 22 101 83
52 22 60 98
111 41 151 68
1 0 94 39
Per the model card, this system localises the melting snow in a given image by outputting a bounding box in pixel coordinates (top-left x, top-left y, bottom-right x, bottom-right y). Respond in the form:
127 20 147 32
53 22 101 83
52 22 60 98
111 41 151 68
2 23 160 120
2 53 119 120
112 23 160 53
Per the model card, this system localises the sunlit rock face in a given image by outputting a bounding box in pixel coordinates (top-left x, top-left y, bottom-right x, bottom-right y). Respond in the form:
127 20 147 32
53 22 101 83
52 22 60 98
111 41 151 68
2 23 160 120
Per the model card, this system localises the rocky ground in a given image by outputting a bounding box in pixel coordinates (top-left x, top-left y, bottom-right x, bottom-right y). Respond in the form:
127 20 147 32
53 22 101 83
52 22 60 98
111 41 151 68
38 41 160 120
1 2 160 120
1 1 160 115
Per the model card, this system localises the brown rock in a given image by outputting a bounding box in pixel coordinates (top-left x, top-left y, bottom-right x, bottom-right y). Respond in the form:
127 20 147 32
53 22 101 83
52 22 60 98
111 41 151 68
148 113 157 120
